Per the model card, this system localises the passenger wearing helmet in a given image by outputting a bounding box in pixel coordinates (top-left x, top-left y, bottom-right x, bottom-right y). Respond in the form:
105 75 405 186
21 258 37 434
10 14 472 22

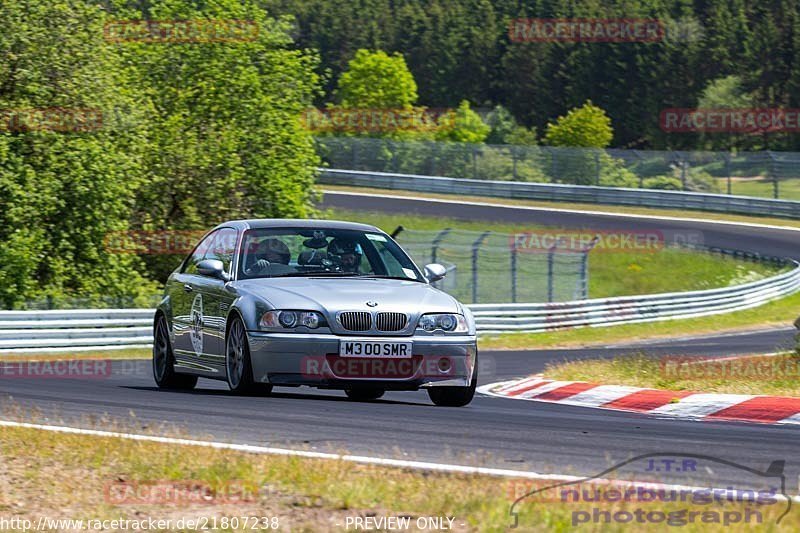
328 238 363 273
245 237 291 275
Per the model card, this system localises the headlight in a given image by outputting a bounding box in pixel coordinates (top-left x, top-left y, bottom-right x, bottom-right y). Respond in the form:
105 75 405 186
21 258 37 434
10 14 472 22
417 313 468 333
260 310 323 330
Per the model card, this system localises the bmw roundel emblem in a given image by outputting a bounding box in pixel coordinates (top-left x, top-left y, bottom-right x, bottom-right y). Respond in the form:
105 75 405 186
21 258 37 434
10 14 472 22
366 301 378 307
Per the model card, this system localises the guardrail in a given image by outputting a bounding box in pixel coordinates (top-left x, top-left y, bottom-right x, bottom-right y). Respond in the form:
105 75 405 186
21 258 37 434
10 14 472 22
2 261 798 351
319 169 800 219
471 261 800 333
0 309 154 353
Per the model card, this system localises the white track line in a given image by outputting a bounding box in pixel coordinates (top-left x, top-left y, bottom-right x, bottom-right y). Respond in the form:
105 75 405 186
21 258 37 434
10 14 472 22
322 190 800 233
3 419 797 504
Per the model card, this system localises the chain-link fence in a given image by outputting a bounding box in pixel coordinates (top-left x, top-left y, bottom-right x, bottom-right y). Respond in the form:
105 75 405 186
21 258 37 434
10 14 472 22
316 137 800 201
394 228 592 304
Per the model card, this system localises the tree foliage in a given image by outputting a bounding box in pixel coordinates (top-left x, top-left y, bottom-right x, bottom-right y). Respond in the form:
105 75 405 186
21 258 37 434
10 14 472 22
435 100 490 143
0 0 322 305
544 102 613 149
267 0 800 150
0 1 155 308
336 49 418 109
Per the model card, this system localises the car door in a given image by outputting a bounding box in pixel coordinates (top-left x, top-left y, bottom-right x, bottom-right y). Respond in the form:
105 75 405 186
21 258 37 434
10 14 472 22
197 227 239 370
170 229 219 370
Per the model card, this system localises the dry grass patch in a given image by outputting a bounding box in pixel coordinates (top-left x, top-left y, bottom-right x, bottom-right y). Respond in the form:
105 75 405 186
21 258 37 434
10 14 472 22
0 424 797 531
544 353 800 396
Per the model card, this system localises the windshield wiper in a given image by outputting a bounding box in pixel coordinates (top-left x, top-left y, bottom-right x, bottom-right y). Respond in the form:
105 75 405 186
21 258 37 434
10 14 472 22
271 271 363 278
360 275 424 282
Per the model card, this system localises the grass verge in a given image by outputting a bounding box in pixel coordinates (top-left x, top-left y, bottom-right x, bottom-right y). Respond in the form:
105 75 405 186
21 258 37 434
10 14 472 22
543 352 800 396
0 347 152 362
1 424 795 532
323 208 781 298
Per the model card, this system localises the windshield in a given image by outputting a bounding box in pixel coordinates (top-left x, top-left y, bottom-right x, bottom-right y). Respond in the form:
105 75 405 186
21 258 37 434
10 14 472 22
237 227 423 281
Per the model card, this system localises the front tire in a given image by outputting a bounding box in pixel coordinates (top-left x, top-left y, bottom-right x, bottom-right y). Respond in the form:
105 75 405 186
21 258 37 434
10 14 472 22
226 316 272 395
427 366 477 407
153 314 197 390
344 388 385 401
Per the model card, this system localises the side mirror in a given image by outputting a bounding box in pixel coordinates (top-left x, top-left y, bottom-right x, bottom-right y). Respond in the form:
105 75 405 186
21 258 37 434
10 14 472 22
424 263 447 283
197 259 229 281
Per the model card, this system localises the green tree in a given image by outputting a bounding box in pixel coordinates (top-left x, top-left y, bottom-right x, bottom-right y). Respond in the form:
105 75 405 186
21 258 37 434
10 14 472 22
336 49 417 109
505 126 538 146
485 105 517 144
436 100 490 143
698 76 754 109
109 0 322 280
0 0 155 308
697 75 756 151
544 101 614 148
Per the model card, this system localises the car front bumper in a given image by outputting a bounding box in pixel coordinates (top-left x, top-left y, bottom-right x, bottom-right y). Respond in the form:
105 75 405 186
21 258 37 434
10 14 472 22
247 331 477 390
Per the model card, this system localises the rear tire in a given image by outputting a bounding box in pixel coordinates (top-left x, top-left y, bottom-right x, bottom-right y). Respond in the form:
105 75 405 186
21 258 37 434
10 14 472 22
153 314 198 390
344 388 385 401
226 316 271 395
427 366 477 407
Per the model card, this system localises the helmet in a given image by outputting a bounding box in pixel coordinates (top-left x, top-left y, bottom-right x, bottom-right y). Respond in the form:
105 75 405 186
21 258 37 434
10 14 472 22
328 238 361 256
328 238 362 271
255 238 291 265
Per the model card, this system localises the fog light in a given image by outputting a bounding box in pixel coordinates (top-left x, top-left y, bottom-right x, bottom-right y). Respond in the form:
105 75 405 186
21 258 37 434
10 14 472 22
437 357 452 373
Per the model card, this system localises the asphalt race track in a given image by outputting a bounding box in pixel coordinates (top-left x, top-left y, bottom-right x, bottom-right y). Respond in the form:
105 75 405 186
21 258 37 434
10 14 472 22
2 191 799 493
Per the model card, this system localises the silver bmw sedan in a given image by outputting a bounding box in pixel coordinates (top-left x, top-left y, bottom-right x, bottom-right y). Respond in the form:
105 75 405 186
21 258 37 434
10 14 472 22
153 219 478 406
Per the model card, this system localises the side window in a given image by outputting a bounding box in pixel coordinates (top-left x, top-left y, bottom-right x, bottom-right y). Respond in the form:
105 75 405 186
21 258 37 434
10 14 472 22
183 230 219 275
204 228 238 274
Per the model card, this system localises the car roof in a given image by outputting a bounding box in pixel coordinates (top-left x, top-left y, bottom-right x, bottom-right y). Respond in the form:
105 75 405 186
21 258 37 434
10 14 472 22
214 219 382 233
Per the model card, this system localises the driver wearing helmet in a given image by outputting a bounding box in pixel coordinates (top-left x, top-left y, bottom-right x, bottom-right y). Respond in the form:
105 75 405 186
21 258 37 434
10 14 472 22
328 238 363 273
245 237 291 275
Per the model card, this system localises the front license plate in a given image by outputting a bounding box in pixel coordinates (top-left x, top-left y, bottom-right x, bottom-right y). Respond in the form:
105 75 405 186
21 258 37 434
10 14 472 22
339 340 413 358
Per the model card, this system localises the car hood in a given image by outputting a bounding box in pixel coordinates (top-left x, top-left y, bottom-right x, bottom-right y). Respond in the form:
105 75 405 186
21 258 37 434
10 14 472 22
232 277 460 314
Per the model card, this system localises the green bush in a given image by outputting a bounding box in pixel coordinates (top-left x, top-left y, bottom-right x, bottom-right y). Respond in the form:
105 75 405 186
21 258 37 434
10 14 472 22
642 176 683 190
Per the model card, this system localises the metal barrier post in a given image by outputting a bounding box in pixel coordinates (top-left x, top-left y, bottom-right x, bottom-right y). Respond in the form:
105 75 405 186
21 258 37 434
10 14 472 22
768 151 778 199
725 153 732 195
512 147 518 180
594 150 601 186
472 146 478 179
679 159 688 191
547 245 555 302
430 228 451 265
579 237 599 300
472 231 491 303
511 239 518 303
